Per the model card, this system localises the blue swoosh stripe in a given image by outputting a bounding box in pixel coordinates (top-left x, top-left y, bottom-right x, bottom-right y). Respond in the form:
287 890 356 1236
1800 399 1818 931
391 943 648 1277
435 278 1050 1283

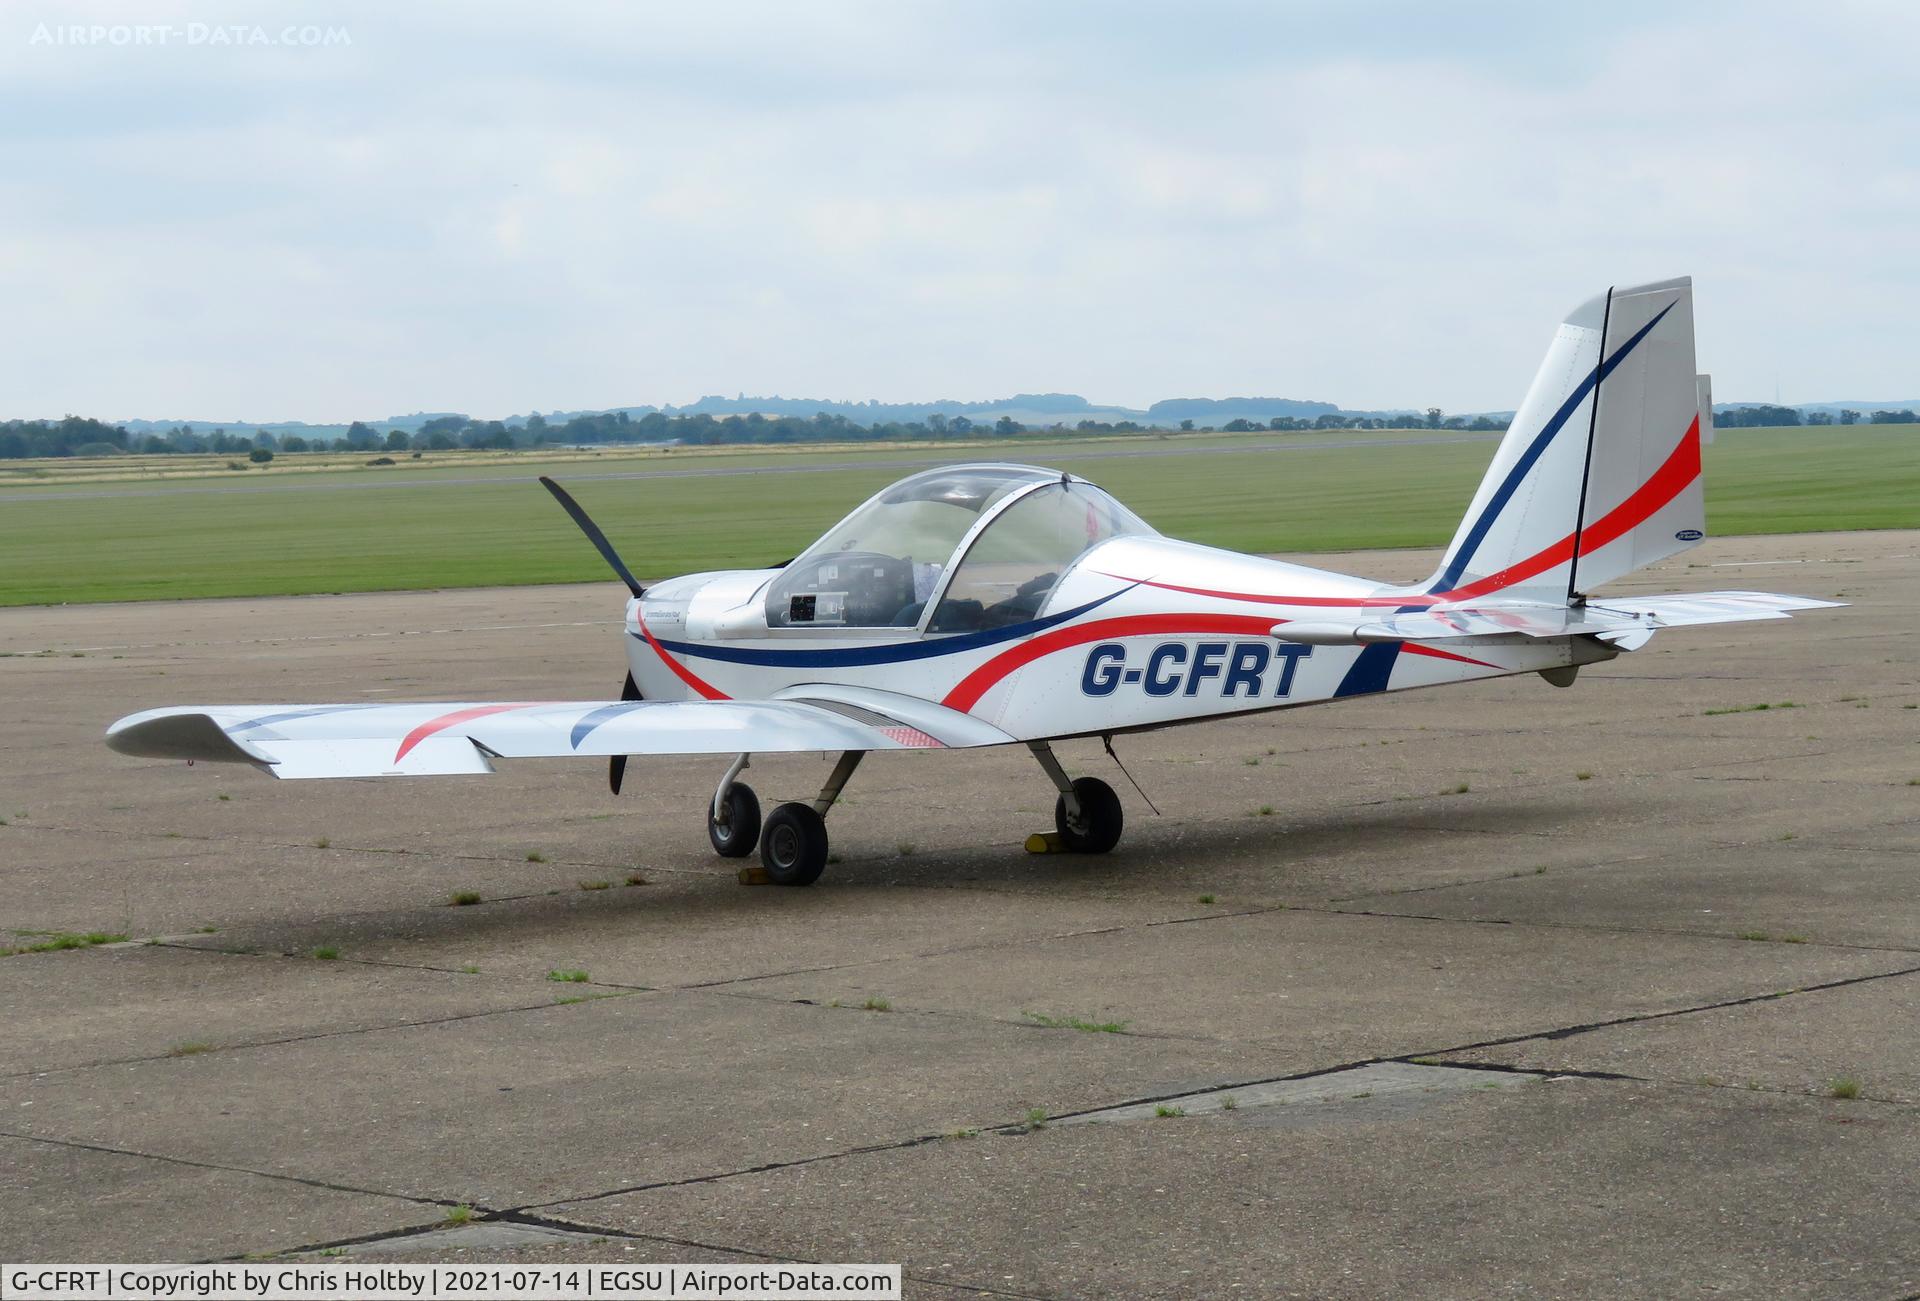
1333 642 1401 698
570 701 650 750
229 703 388 732
1430 299 1674 593
646 587 1130 670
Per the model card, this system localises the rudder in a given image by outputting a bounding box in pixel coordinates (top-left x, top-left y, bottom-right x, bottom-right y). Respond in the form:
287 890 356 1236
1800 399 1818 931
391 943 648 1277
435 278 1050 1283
1426 277 1708 602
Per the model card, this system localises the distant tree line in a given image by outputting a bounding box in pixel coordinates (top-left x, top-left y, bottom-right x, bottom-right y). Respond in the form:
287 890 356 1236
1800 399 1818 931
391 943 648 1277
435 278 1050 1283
1715 405 1917 427
6 403 1909 462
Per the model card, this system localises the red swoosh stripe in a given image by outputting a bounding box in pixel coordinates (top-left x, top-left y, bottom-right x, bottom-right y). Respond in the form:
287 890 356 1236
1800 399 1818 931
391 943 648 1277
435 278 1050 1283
942 613 1285 712
394 704 536 763
1443 414 1701 602
638 609 730 701
1102 415 1702 610
1401 643 1498 668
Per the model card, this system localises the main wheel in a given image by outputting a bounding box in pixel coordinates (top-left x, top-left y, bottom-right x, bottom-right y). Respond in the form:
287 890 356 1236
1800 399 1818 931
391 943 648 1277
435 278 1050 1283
707 782 762 858
759 802 829 886
1054 776 1123 854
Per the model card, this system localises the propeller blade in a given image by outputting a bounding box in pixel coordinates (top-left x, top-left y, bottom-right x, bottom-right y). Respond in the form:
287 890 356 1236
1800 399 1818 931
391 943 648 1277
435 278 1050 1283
609 670 641 795
539 476 645 598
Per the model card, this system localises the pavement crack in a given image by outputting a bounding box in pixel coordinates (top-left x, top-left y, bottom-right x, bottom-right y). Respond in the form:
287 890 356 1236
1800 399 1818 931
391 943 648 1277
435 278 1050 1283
1 990 621 1081
1425 962 1920 1057
0 1129 464 1214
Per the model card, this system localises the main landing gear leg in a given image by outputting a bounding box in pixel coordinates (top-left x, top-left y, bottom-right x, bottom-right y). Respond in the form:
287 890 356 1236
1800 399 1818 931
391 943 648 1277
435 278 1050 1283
1029 741 1124 854
759 750 864 887
707 753 760 859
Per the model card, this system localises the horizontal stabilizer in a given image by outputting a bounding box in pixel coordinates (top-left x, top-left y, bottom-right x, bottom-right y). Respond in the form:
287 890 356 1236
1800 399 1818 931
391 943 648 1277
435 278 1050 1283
1273 591 1842 647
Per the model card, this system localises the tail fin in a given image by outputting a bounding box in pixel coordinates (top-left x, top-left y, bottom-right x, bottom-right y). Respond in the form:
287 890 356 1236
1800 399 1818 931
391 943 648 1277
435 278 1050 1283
1427 277 1708 603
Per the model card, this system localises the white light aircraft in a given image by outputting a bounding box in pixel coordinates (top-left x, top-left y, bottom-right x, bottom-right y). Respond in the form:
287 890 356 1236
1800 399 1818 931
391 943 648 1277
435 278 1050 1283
109 278 1839 883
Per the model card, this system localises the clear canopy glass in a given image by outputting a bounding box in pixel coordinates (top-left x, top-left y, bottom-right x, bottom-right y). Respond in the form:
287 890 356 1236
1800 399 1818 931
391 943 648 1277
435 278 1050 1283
763 465 1153 630
929 480 1154 632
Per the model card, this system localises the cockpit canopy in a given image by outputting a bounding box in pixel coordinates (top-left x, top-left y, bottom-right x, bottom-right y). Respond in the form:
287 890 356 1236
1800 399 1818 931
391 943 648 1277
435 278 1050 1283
764 464 1155 632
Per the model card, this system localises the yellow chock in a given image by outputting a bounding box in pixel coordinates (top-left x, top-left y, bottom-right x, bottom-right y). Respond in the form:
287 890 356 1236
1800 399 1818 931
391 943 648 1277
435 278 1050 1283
1024 831 1064 854
737 865 771 885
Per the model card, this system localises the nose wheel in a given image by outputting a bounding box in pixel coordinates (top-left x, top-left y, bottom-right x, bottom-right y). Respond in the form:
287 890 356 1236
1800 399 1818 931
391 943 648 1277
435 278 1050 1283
707 781 761 858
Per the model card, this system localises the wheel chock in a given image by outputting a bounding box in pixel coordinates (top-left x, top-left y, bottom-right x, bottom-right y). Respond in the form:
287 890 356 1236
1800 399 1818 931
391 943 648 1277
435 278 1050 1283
1024 831 1064 854
737 865 772 885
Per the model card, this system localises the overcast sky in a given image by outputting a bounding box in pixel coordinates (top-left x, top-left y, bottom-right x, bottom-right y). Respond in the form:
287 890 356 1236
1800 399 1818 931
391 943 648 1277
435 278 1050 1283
4 1 1915 422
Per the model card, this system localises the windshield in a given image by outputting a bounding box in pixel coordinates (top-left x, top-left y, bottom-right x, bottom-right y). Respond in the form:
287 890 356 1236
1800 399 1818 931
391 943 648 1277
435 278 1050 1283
765 466 1055 628
929 481 1155 632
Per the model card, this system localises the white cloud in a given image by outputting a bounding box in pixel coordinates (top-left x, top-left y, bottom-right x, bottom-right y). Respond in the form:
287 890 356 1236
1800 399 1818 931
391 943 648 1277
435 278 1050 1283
0 0 1914 420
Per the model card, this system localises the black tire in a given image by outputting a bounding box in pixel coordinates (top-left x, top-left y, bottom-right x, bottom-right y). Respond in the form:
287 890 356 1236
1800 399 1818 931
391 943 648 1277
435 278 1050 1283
1053 776 1124 854
759 802 829 886
707 782 761 858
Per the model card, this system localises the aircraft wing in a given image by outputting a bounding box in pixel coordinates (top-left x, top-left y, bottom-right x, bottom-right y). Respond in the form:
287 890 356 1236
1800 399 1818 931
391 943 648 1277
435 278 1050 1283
106 688 1015 779
1275 591 1843 646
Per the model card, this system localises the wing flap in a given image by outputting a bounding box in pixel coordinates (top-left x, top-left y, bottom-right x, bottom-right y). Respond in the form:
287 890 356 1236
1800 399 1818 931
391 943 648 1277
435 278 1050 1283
107 695 1015 779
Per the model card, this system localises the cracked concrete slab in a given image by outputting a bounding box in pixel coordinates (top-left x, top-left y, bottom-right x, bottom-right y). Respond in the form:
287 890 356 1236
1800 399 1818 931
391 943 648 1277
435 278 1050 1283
1057 1061 1531 1125
0 1135 439 1262
0 985 1282 1211
0 942 571 1075
736 905 1911 1059
3 531 1916 1290
1333 840 1920 949
545 1078 1920 1299
1452 968 1920 1103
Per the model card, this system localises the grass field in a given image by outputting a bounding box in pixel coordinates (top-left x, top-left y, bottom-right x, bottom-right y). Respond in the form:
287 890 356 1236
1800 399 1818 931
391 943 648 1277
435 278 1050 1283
0 425 1912 607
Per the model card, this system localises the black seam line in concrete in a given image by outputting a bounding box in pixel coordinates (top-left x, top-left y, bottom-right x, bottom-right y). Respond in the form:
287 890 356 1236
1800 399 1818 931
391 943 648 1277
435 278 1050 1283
1438 1060 1920 1109
708 989 1213 1046
21 817 677 868
1416 962 1920 1058
1394 1059 1641 1083
530 962 1920 1219
492 1211 1060 1301
1306 903 1920 957
136 935 658 992
671 923 1140 991
235 1208 1059 1301
1321 853 1658 904
0 1128 465 1215
202 1219 493 1265
0 990 623 1081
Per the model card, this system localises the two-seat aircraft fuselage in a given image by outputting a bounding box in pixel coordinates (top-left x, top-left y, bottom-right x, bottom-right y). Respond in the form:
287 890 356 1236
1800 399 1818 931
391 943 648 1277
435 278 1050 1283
108 277 1839 884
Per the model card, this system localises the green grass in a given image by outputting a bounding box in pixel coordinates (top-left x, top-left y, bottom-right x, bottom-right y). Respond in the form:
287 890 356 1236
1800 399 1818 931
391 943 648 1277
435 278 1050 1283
1154 1103 1186 1118
1828 1077 1861 1100
4 425 1913 606
1 931 128 956
546 968 590 983
1023 1010 1129 1033
448 891 483 907
310 945 340 960
861 996 892 1012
